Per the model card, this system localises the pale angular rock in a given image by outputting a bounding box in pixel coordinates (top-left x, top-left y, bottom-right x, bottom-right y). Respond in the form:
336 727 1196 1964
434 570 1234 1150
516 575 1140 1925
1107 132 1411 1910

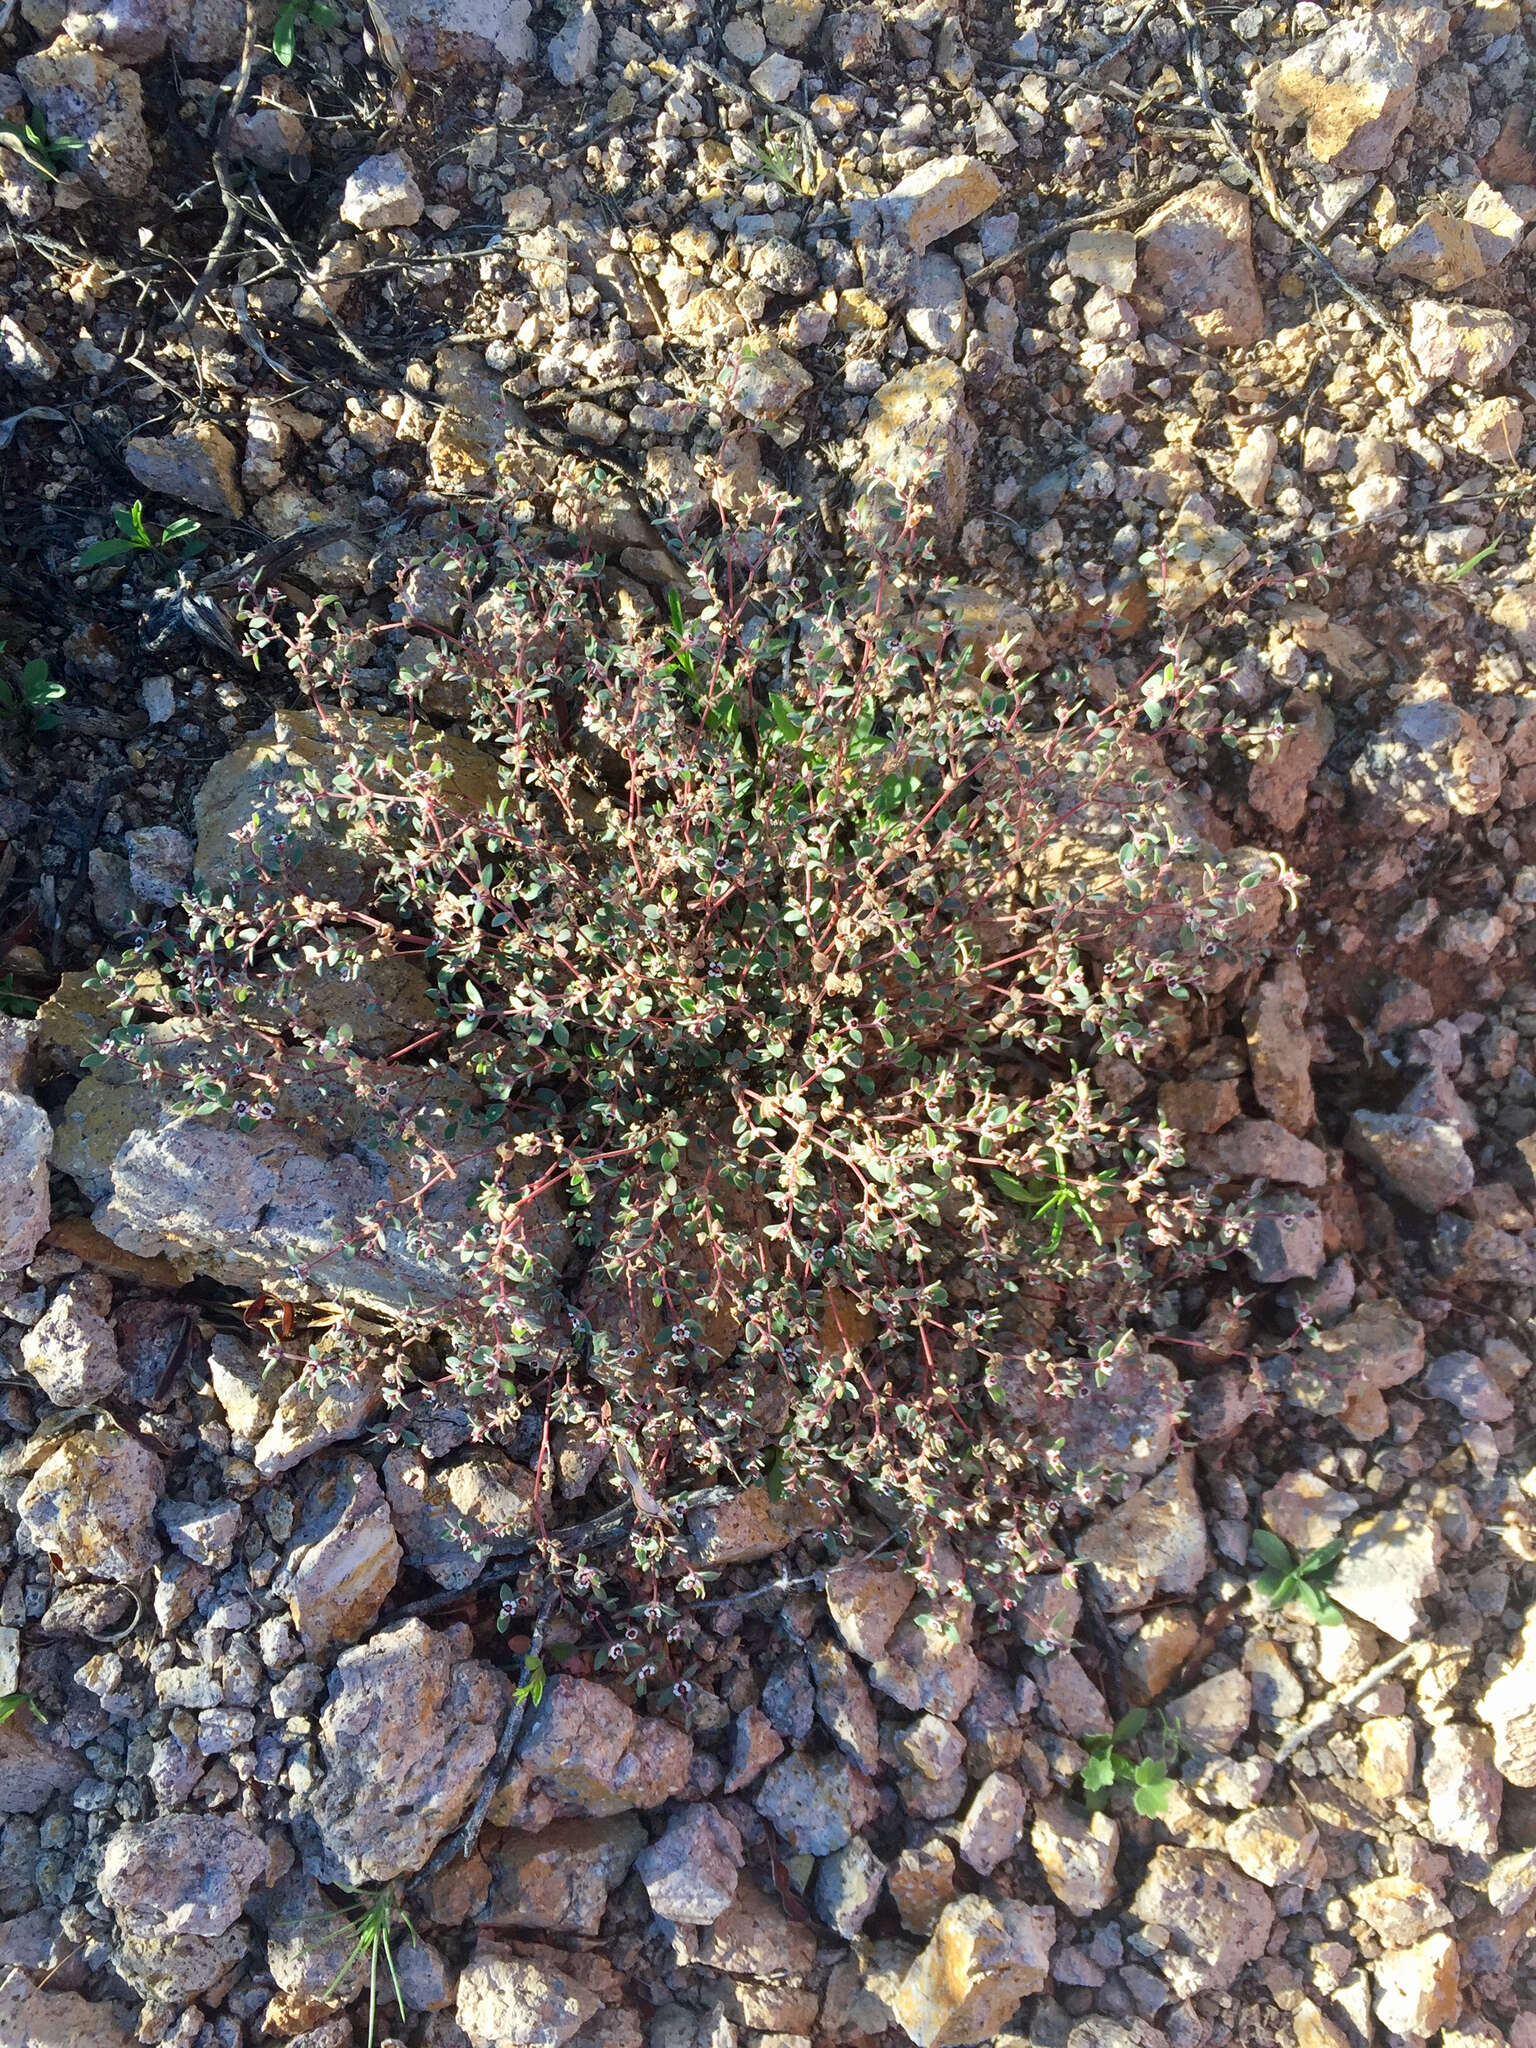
1131 1848 1273 1996
724 1704 783 1793
809 1637 880 1771
1166 1669 1251 1756
124 824 193 907
1250 8 1449 172
546 0 598 82
1223 1805 1319 1888
1423 1350 1514 1422
480 1815 646 1936
716 341 814 424
111 1923 247 2011
1423 1725 1501 1856
98 1814 267 1938
891 1836 959 1938
880 155 1001 255
1351 698 1500 831
634 1803 744 1924
853 360 976 550
906 252 968 358
1346 1111 1473 1212
159 1496 240 1571
368 0 532 70
1353 1876 1452 1947
1037 1651 1111 1738
1360 1717 1417 1800
1123 1608 1201 1703
20 1272 121 1405
493 1675 691 1826
826 1561 914 1661
1464 396 1525 465
1476 1609 1536 1786
0 1969 132 2048
339 150 423 230
1067 229 1136 291
273 1454 401 1655
1153 503 1251 617
955 1771 1027 1876
206 1332 289 1448
1244 958 1314 1133
1032 1797 1119 1913
18 1429 162 1579
252 1362 385 1478
1372 1934 1460 2038
893 1895 1053 2048
749 49 802 99
755 1749 879 1856
1381 209 1486 289
306 1619 508 1884
125 423 244 518
1330 1507 1443 1643
384 1446 535 1590
697 1877 817 1976
1488 1847 1536 1916
1136 181 1264 351
1261 1471 1356 1553
456 1939 598 2048
1077 1455 1209 1613
16 36 150 199
1409 300 1526 386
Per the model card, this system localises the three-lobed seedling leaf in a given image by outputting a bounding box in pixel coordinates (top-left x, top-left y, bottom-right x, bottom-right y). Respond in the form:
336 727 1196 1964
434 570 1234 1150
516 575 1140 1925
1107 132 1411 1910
1251 1529 1345 1625
1079 1709 1174 1818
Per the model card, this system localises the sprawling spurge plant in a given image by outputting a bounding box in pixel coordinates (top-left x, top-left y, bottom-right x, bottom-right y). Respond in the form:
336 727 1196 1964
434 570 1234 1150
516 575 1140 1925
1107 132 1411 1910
94 504 1290 1601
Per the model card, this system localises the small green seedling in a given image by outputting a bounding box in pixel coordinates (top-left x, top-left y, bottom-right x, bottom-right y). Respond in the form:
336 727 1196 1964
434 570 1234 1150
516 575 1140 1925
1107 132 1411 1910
0 1693 45 1727
991 1147 1114 1252
0 114 83 180
272 0 342 66
1252 1531 1345 1624
0 646 65 730
325 1885 416 2048
1445 540 1500 582
76 501 204 569
1079 1709 1172 1817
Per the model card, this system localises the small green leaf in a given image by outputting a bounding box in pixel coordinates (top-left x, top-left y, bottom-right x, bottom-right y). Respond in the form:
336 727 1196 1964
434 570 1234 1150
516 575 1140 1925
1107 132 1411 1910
1253 1567 1289 1603
1113 1708 1148 1742
76 535 138 567
1250 1529 1293 1572
1133 1772 1171 1817
1299 1537 1344 1578
272 0 300 63
990 1169 1034 1205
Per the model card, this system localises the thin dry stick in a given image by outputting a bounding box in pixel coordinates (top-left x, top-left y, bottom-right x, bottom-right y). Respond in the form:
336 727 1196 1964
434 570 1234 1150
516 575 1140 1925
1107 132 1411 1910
174 0 262 328
421 1586 559 1876
1171 0 1408 359
968 174 1195 290
1273 1642 1417 1763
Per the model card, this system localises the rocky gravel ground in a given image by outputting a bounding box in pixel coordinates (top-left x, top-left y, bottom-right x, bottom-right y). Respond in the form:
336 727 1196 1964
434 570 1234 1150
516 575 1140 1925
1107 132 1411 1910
1 0 1535 2045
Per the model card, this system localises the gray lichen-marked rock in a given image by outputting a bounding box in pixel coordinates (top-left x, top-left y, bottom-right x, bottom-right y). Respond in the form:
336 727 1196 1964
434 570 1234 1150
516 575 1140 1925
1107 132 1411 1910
0 1710 86 1815
1077 1453 1209 1612
18 1428 162 1579
1131 1847 1273 1997
1346 1111 1473 1213
255 1365 385 1478
633 1802 744 1924
1350 699 1500 833
110 1924 248 2011
490 1674 691 1829
273 1453 402 1654
455 1938 598 2048
755 1748 879 1856
20 1270 121 1404
368 0 532 70
955 1770 1027 1877
1282 1295 1425 1441
15 35 151 200
384 1445 536 1589
306 1619 508 1885
0 1084 50 1274
893 1894 1054 2047
813 1833 887 1936
479 1814 646 1936
98 1814 269 1938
